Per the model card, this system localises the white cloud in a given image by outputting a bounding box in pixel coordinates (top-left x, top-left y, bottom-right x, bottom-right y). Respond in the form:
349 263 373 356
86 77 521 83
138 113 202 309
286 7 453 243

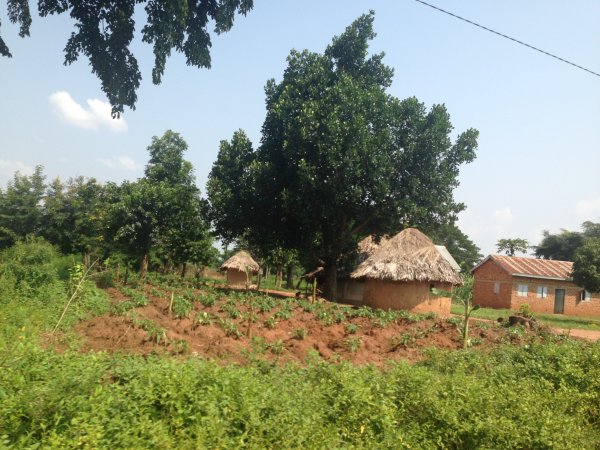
492 207 514 222
0 159 34 177
49 91 127 133
117 156 140 171
97 156 142 172
575 197 600 216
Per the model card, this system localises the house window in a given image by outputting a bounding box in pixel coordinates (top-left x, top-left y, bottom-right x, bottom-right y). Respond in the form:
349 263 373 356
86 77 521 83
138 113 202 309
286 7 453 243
537 286 548 298
581 290 591 302
517 284 528 297
493 282 500 294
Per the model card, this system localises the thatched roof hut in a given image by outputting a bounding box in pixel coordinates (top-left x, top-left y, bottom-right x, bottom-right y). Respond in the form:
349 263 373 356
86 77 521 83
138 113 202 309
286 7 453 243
350 228 462 315
357 235 389 264
220 251 260 286
220 250 260 273
351 228 463 285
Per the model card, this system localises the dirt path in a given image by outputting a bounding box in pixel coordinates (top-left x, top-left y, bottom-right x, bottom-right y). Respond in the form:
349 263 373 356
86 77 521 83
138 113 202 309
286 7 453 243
551 328 600 341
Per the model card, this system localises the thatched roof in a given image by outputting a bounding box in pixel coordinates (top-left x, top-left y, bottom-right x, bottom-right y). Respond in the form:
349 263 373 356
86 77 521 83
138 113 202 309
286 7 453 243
357 235 389 264
351 228 463 285
219 251 260 274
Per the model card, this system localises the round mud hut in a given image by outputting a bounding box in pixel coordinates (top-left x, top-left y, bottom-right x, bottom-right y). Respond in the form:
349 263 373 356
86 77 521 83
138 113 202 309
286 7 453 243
350 228 463 316
220 251 260 286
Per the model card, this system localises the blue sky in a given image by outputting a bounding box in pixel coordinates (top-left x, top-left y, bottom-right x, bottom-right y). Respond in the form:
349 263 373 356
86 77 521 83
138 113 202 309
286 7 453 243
1 0 599 256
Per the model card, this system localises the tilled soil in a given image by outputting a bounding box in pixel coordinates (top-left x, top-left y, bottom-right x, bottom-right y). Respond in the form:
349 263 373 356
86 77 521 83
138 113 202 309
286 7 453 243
73 285 535 365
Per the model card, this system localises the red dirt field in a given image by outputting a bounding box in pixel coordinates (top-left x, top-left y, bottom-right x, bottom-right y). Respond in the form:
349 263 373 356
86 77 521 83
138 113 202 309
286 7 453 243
72 284 555 366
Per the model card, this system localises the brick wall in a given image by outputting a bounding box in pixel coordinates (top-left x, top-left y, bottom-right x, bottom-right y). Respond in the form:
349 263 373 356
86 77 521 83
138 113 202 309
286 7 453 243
363 280 452 316
508 277 600 318
472 259 512 309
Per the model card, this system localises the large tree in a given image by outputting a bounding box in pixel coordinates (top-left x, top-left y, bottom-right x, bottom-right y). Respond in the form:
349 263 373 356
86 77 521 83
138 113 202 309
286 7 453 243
535 221 600 261
0 165 46 248
572 238 600 293
208 12 478 300
41 176 107 265
496 238 529 257
2 0 253 115
107 130 213 277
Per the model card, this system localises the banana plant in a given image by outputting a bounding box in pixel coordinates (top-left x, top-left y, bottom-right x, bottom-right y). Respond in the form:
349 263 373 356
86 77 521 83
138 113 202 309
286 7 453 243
432 274 479 348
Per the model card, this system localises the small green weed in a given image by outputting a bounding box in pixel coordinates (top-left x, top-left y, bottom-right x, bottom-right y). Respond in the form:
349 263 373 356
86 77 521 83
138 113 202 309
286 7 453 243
291 328 308 340
264 316 278 330
194 311 213 326
268 339 285 355
344 337 362 353
172 296 192 318
344 323 359 334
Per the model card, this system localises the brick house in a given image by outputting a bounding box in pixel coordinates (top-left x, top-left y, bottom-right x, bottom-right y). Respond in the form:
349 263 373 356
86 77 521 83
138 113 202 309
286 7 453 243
472 255 600 317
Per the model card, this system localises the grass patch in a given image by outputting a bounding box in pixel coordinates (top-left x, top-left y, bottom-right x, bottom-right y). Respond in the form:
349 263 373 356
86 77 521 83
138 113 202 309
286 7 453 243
453 304 600 330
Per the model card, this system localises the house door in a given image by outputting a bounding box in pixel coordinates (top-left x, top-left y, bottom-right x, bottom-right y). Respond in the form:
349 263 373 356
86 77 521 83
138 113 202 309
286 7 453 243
554 289 565 314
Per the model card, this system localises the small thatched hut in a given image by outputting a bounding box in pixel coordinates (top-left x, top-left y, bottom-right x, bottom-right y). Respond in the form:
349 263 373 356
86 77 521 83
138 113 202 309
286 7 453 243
219 251 260 286
350 228 462 315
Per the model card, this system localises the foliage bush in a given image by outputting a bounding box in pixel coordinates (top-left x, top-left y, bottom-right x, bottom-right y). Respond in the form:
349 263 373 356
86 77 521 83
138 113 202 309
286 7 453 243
0 237 61 296
171 295 192 319
1 340 599 449
2 243 600 448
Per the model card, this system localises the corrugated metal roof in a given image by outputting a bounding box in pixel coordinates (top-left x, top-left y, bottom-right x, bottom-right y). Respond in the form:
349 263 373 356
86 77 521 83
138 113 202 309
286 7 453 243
435 245 461 272
483 255 573 280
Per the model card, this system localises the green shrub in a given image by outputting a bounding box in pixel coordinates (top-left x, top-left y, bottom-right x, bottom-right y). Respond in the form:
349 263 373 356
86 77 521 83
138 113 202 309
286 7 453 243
291 328 308 340
172 296 192 318
194 312 213 326
344 337 362 353
264 316 278 330
344 323 359 334
0 237 60 295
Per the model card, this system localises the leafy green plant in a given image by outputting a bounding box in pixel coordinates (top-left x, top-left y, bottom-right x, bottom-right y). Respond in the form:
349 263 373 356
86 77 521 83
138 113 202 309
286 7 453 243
275 305 294 320
344 337 362 353
344 323 359 335
519 303 533 318
256 295 276 312
194 312 213 326
389 333 415 350
224 304 241 319
219 318 243 339
433 274 478 348
291 328 308 340
198 292 216 307
131 291 148 307
112 300 135 316
264 316 278 330
172 296 192 318
268 339 284 355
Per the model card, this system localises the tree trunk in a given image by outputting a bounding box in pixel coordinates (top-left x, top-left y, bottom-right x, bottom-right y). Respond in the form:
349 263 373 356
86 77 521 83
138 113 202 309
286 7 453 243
276 265 283 288
140 253 149 279
83 251 91 269
180 262 187 278
285 264 294 289
323 261 338 301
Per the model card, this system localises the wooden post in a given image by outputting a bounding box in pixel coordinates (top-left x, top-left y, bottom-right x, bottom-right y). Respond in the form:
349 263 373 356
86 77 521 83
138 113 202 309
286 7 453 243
169 292 174 315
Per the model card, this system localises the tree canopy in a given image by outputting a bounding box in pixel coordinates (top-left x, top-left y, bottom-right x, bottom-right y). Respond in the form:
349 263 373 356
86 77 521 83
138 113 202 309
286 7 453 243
572 238 600 293
0 130 215 276
207 12 478 299
1 0 254 115
535 221 600 261
496 238 529 257
108 130 213 277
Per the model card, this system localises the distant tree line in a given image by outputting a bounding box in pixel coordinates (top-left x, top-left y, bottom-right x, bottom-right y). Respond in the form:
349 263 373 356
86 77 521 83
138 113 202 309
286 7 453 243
0 130 217 278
